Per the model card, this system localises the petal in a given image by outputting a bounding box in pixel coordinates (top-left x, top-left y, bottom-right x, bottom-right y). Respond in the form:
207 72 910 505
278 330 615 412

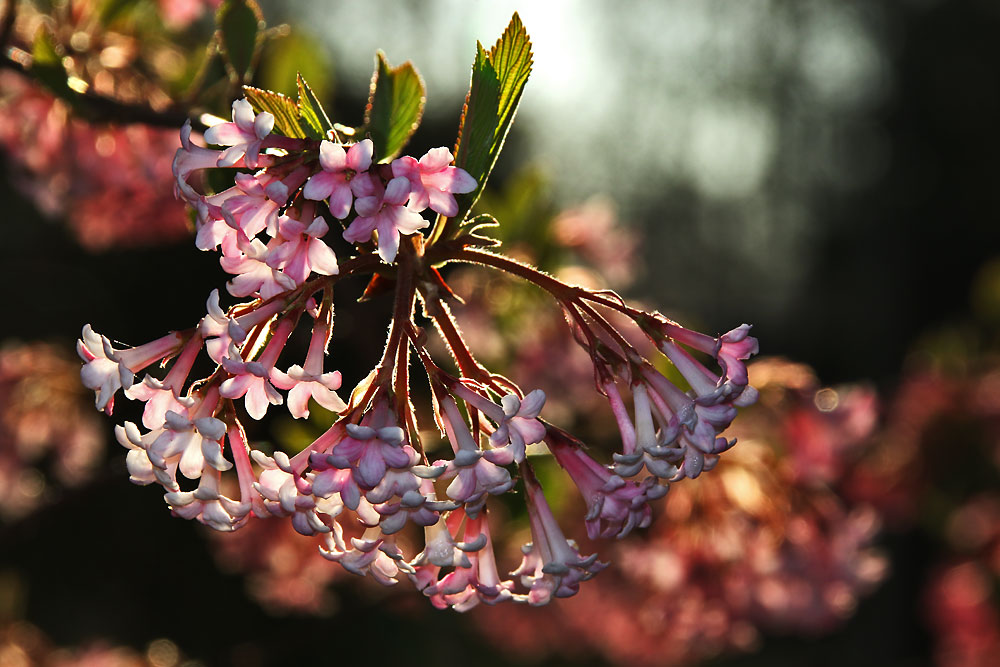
512 418 546 447
519 390 547 417
347 139 374 172
307 239 339 276
376 220 400 263
383 177 412 206
243 380 271 419
204 123 250 147
319 141 348 172
426 188 458 217
391 155 419 180
381 445 414 470
350 173 379 198
343 216 377 244
328 184 353 219
302 172 337 201
358 447 387 489
233 99 256 130
217 144 246 168
269 367 296 390
312 384 347 413
254 112 275 139
287 383 312 419
391 206 430 235
419 147 453 172
354 195 381 218
179 439 207 479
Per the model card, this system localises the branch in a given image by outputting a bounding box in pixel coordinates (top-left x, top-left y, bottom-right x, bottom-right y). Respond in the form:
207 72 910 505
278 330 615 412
0 50 191 128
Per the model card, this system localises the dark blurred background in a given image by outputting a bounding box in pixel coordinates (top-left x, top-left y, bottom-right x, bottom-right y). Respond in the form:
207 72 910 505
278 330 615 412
2 0 1000 665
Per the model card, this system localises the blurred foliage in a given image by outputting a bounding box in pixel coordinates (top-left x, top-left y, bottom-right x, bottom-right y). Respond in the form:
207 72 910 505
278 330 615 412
2 1 1000 666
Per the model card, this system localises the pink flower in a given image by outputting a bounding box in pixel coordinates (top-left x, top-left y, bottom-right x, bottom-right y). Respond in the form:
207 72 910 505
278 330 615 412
219 237 296 299
207 171 288 241
220 356 284 420
199 289 248 365
77 325 135 414
266 216 339 285
373 482 456 535
302 139 374 218
548 429 666 539
167 467 250 532
513 472 607 605
270 311 346 419
452 383 547 465
327 423 418 491
488 390 547 464
415 511 514 611
343 176 428 263
147 410 230 480
651 318 759 402
125 375 196 430
319 525 412 585
271 366 346 418
308 455 363 511
77 325 184 414
203 99 274 169
391 147 477 217
114 422 162 487
435 394 515 516
251 450 339 535
220 317 296 420
173 121 226 204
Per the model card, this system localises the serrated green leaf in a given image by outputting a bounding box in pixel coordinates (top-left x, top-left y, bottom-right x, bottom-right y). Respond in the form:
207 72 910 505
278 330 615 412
243 86 306 138
363 51 426 162
30 27 75 102
452 13 533 224
296 73 334 140
216 0 263 83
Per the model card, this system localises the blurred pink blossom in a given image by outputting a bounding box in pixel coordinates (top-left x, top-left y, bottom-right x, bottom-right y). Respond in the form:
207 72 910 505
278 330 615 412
0 343 103 520
0 73 190 250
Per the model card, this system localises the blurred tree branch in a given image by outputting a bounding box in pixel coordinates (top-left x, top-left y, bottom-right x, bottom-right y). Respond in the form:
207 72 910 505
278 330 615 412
1 49 192 127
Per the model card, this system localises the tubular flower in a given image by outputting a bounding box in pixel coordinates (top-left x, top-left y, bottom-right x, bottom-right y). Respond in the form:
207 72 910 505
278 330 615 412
77 325 184 414
344 176 428 263
391 147 477 217
302 139 374 217
203 98 275 168
514 470 608 605
548 427 666 539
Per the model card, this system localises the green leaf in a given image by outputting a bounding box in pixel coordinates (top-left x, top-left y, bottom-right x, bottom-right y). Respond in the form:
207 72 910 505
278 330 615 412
98 0 141 25
242 86 306 138
452 13 533 223
363 51 426 162
30 27 76 102
257 32 333 103
216 0 263 83
296 73 334 140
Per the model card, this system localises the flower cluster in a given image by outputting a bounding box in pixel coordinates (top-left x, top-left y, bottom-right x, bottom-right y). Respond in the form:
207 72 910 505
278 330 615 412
470 359 886 665
79 20 758 611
